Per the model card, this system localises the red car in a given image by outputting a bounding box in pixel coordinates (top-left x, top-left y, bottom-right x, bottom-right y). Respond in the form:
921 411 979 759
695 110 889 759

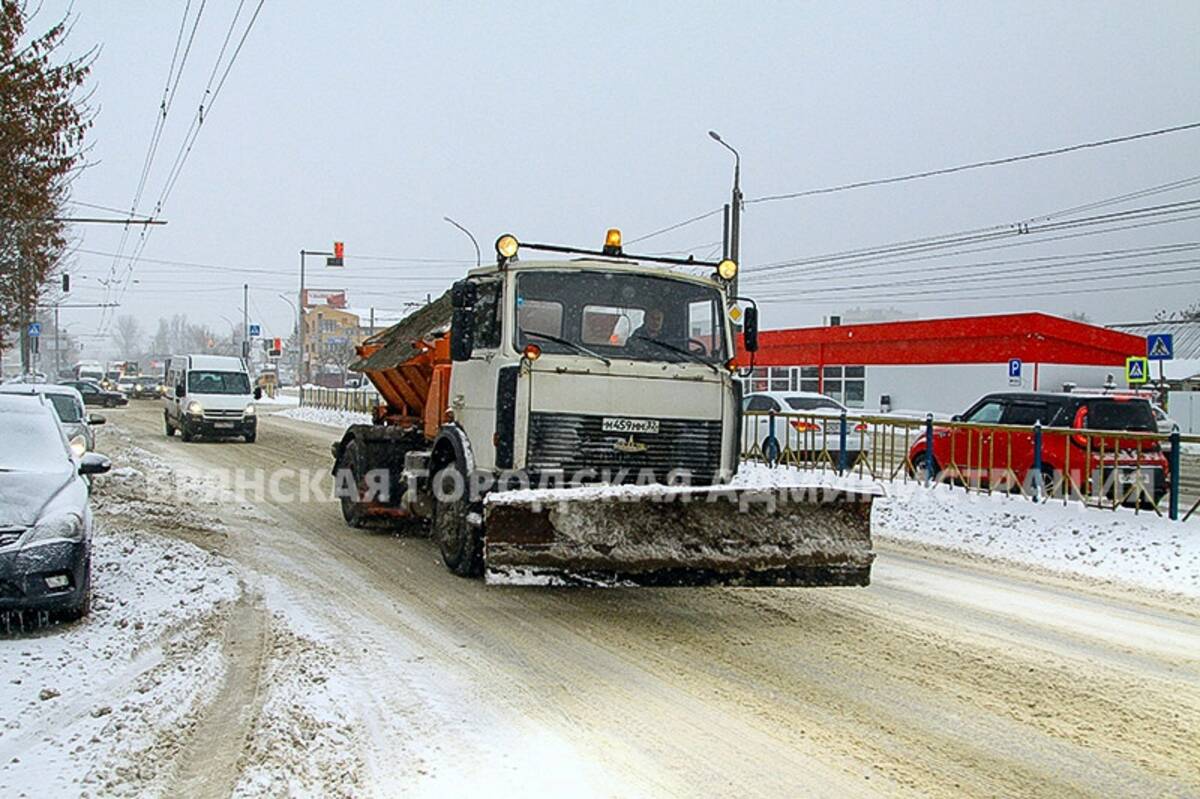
908 392 1168 504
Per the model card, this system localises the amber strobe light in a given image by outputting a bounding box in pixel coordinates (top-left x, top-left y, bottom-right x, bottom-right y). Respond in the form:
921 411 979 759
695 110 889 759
523 343 542 361
717 258 738 280
603 228 623 255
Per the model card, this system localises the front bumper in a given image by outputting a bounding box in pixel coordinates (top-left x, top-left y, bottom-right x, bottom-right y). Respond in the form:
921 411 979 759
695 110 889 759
0 539 89 613
182 414 256 437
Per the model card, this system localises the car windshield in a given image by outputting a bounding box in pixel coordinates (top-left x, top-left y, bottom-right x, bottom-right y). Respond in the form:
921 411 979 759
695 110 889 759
46 393 83 423
187 370 250 395
785 397 842 411
1086 399 1156 432
0 411 69 472
105 371 120 380
137 377 159 386
515 270 727 364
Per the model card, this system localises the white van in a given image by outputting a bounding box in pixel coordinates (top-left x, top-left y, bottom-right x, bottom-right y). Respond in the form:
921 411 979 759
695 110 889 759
163 354 261 442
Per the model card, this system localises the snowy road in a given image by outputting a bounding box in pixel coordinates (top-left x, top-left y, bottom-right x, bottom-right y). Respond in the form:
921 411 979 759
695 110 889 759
9 402 1197 797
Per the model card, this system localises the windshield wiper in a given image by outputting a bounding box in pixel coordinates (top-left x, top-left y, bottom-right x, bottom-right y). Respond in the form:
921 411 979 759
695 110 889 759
630 335 719 373
524 331 612 366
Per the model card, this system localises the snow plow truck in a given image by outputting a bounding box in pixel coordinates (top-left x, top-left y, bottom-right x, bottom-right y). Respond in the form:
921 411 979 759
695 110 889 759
330 230 876 586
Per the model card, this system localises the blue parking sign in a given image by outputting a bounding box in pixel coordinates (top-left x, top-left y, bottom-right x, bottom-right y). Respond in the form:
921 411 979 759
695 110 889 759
1008 358 1021 378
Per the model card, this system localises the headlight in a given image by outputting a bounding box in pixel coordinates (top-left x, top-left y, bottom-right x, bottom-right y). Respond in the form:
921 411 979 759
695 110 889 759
28 513 84 543
186 400 204 415
69 435 87 458
243 403 256 416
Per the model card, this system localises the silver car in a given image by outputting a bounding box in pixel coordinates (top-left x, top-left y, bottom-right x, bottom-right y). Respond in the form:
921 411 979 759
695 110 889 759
742 391 874 463
0 384 106 454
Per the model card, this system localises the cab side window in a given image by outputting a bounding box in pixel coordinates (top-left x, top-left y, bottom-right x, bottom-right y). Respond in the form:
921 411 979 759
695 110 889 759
473 279 502 350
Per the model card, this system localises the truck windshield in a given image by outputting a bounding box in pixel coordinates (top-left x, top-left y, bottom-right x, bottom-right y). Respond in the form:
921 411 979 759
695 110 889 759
515 270 727 364
188 371 251 395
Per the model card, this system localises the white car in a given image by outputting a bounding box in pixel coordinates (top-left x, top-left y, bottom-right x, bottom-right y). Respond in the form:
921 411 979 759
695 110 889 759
742 391 873 462
0 383 106 454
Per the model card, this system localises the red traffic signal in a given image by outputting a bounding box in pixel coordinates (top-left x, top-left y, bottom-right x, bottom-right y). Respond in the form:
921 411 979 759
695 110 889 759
269 337 282 356
333 241 344 260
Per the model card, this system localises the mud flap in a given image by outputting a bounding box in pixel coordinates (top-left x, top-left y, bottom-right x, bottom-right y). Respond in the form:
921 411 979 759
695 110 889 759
483 484 876 587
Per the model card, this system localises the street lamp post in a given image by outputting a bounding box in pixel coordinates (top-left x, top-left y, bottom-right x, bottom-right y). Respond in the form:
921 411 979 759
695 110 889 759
298 248 333 384
708 130 743 298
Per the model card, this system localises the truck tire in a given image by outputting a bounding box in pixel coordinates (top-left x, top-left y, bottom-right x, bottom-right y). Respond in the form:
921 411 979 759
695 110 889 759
432 464 482 577
181 424 194 443
164 413 175 437
336 439 368 528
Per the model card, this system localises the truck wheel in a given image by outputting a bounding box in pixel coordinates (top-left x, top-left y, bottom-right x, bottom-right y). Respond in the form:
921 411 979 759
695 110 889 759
432 464 483 577
337 440 368 528
164 413 175 437
244 429 257 444
181 425 194 443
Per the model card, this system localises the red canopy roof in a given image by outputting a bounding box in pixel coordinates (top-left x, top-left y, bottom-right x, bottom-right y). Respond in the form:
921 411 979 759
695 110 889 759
743 312 1144 367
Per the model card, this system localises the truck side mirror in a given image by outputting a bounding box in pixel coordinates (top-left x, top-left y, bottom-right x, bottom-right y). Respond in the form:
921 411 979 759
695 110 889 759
450 279 476 362
742 306 759 352
254 386 263 400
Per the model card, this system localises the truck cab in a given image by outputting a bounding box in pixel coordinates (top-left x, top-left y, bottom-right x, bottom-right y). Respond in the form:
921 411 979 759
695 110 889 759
447 254 742 484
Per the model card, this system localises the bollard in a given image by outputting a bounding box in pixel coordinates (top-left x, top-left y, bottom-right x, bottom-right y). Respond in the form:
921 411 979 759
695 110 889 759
924 414 935 487
838 411 849 475
1169 426 1181 521
1032 421 1043 501
766 410 778 466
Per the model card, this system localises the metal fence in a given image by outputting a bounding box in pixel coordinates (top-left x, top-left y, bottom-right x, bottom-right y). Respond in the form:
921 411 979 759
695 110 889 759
742 410 1200 522
299 385 382 414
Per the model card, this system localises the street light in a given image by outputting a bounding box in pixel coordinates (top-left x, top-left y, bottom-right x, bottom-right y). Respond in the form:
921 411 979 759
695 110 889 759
708 129 743 297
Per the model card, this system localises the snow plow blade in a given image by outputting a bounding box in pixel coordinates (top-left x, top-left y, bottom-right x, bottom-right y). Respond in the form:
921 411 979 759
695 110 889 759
483 484 876 587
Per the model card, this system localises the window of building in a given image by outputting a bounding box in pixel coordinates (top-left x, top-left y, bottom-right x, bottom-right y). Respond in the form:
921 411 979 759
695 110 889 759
769 367 791 392
799 365 819 393
750 367 768 393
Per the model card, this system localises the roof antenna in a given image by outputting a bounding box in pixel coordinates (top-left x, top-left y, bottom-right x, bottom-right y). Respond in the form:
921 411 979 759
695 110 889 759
443 216 481 268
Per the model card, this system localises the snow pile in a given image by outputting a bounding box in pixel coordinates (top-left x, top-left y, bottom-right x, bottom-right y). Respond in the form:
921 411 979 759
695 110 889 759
738 463 1199 598
272 405 371 429
0 526 239 796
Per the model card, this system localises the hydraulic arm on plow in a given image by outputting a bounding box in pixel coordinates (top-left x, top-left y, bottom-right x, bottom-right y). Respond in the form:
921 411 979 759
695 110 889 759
330 230 876 586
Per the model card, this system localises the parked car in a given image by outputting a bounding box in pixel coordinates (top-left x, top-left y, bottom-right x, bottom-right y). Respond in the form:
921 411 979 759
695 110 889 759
63 379 128 408
0 384 105 453
743 391 873 462
164 354 261 443
129 375 164 399
908 391 1168 504
0 393 111 620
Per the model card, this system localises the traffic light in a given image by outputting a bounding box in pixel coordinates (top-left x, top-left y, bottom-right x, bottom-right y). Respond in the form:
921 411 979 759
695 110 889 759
269 337 282 357
62 274 70 292
327 241 344 267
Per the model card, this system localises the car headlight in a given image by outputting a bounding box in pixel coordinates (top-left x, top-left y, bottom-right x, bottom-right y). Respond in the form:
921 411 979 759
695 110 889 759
186 400 204 415
243 403 256 416
69 435 87 458
28 513 84 543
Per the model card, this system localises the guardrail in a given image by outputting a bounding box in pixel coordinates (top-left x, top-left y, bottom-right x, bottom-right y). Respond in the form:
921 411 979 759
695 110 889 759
742 410 1200 521
298 385 382 414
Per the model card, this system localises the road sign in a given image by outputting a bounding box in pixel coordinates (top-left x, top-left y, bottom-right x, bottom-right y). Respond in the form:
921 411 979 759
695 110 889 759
1007 358 1022 385
27 322 41 337
1126 356 1149 384
1146 333 1174 361
249 324 261 337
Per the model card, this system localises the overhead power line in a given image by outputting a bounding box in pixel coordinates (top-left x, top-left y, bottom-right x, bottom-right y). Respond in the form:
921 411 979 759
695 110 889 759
748 121 1200 205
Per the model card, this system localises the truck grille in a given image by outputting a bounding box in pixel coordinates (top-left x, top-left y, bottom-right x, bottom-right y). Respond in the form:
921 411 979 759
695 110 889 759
526 412 722 484
202 409 243 422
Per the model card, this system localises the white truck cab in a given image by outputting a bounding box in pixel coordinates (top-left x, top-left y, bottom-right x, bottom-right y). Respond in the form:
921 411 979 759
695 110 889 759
163 354 261 442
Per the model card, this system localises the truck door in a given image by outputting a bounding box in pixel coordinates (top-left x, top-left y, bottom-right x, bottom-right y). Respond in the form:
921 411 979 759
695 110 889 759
449 278 504 472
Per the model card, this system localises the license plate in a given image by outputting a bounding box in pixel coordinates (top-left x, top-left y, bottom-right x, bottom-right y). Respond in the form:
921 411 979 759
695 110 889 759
214 422 234 429
602 417 659 434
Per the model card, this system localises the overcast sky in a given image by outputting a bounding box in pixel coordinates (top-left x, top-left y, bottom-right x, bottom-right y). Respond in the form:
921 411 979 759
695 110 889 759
40 1 1200 357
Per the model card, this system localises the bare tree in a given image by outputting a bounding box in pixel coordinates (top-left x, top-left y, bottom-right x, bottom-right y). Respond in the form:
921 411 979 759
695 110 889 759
111 314 143 360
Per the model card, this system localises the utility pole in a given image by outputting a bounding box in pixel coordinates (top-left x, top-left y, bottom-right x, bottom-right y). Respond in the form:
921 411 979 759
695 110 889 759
709 130 743 298
242 283 249 361
369 307 375 337
54 304 60 376
298 248 334 384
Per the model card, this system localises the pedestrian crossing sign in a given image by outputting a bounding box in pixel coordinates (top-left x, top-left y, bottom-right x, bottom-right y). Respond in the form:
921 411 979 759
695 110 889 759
1146 333 1173 361
1125 356 1149 384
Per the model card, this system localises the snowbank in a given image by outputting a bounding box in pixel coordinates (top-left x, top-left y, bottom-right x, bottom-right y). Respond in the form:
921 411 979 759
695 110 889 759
271 406 371 429
736 463 1199 598
0 525 239 796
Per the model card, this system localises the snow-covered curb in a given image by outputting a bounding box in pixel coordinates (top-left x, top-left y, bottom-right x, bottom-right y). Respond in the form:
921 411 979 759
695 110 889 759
271 406 370 429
